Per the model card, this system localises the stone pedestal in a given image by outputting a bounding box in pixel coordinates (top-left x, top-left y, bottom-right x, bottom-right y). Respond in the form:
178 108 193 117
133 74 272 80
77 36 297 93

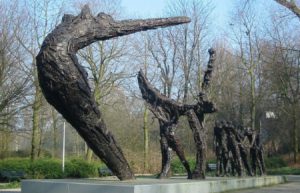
21 176 286 193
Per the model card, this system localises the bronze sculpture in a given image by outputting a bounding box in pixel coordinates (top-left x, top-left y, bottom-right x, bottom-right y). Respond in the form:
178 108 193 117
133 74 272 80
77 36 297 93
245 127 266 175
138 49 217 179
138 70 193 179
186 48 217 179
214 121 265 177
36 5 190 180
214 120 228 176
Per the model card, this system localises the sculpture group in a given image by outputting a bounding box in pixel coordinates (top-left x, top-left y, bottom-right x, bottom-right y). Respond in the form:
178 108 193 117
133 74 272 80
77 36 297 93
214 121 266 177
36 5 265 181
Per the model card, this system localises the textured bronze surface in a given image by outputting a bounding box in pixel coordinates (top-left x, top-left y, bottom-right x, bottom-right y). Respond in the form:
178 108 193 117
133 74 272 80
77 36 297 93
36 5 190 180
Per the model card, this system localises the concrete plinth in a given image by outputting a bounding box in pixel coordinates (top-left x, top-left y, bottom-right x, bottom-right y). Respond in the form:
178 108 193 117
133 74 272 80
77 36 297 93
21 176 286 193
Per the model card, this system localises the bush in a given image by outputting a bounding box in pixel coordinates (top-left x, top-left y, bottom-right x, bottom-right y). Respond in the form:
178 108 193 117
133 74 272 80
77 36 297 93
171 158 196 174
0 158 101 179
29 159 63 179
267 167 300 175
65 159 99 178
0 158 31 172
265 156 287 169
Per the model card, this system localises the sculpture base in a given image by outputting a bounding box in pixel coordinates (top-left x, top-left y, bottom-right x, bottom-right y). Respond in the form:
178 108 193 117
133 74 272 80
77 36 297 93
21 176 286 193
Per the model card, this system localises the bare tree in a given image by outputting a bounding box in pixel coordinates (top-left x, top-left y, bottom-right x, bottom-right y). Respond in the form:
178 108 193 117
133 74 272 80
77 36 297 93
147 29 179 98
13 0 65 161
228 1 265 131
262 17 300 161
169 0 213 102
0 1 31 156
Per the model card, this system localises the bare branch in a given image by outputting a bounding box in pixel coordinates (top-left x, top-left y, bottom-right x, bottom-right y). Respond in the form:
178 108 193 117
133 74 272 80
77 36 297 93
274 0 300 19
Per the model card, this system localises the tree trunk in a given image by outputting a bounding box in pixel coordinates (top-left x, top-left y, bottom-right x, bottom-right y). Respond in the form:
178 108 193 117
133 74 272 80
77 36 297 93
36 5 190 180
31 86 42 161
143 106 149 172
250 69 256 131
86 148 93 163
293 107 298 163
51 108 58 158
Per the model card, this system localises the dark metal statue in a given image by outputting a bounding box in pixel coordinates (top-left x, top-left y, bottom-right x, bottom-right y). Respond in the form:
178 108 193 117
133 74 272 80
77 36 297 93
213 120 229 176
186 92 216 179
223 121 243 176
138 70 193 179
245 128 266 176
185 48 217 179
36 4 190 180
214 120 266 177
138 49 217 179
235 126 253 176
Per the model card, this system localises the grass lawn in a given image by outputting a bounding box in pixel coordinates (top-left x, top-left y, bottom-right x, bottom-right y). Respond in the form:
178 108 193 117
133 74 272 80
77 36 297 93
0 181 20 189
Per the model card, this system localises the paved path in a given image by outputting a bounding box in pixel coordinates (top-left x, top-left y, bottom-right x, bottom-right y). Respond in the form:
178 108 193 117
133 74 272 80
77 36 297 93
234 175 300 193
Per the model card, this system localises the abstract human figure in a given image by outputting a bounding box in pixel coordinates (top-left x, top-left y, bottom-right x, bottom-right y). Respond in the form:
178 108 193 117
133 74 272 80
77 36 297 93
223 121 243 177
235 126 253 176
36 4 190 180
185 48 217 179
138 70 193 179
245 128 266 176
214 120 225 176
138 49 217 179
186 92 216 179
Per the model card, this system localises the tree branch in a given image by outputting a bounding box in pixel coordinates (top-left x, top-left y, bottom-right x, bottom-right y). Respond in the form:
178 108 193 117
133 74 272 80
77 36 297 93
274 0 300 19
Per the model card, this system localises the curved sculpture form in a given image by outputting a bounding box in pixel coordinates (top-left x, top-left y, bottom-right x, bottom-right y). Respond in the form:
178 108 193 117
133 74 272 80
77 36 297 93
36 5 190 180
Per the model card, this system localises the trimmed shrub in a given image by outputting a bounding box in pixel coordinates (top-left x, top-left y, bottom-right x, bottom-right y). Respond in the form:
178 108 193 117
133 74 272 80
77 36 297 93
0 158 101 179
29 159 63 179
171 158 196 174
265 156 287 169
0 158 31 172
65 159 99 178
267 167 300 175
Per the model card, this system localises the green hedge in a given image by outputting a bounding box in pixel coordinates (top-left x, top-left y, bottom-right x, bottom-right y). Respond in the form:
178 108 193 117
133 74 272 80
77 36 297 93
65 159 99 178
170 158 217 174
267 167 300 175
171 158 195 174
0 158 101 179
265 156 287 169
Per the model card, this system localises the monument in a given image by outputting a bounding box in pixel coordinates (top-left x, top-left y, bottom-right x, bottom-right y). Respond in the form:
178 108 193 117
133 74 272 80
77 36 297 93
214 121 265 177
36 4 190 180
22 5 284 193
138 49 217 179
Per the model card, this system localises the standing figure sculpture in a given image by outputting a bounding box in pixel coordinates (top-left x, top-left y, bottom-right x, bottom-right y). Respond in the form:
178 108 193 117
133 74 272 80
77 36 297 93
245 128 266 175
214 120 231 176
138 48 217 179
185 48 217 179
214 121 224 176
36 4 190 180
215 121 265 177
186 92 216 179
223 121 243 176
235 126 253 176
138 70 193 179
